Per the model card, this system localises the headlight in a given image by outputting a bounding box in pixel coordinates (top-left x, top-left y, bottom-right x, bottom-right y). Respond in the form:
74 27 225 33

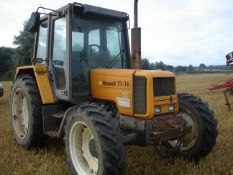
168 104 175 112
155 106 161 113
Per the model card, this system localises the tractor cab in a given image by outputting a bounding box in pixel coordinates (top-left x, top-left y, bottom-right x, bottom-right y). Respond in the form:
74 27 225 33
28 3 178 119
30 3 130 102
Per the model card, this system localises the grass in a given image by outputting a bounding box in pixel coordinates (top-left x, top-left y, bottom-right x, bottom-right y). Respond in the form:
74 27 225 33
1 73 233 174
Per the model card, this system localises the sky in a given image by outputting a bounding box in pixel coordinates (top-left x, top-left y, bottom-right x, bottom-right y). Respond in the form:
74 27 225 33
1 0 233 66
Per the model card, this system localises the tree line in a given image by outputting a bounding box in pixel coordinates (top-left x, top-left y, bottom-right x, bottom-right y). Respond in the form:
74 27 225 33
0 21 33 80
141 58 231 72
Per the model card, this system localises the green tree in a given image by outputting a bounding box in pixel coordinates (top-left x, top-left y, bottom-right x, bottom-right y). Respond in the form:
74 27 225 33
199 63 206 70
188 64 195 72
0 47 14 75
175 65 187 72
13 21 34 66
166 65 174 72
149 62 155 70
141 58 150 70
155 61 166 70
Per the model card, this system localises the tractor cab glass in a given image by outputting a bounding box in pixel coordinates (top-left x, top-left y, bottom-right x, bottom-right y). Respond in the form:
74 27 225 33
72 12 128 98
37 20 48 63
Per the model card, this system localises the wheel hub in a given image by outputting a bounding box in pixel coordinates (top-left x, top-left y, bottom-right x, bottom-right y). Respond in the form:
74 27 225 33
12 88 29 139
69 122 99 174
89 139 98 158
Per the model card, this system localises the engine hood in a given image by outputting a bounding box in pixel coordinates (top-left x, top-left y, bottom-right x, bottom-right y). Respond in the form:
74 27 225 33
90 68 176 119
91 68 175 78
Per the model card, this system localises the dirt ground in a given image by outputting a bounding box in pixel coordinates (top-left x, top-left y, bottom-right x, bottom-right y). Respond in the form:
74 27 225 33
1 73 233 174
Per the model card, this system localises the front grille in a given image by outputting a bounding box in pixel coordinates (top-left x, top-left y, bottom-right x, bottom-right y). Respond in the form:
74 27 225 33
134 76 147 114
153 78 175 96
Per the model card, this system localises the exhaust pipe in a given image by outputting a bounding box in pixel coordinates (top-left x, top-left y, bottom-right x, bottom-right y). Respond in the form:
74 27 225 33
134 0 139 28
131 0 141 69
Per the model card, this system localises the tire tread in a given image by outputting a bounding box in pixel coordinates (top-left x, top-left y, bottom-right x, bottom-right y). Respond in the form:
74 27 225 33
178 93 217 160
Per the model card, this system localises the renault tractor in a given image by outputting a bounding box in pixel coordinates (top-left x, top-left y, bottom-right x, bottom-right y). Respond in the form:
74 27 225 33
10 1 217 175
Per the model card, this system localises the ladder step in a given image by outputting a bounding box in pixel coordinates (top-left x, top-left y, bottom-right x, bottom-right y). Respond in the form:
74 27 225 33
44 131 58 137
51 112 64 119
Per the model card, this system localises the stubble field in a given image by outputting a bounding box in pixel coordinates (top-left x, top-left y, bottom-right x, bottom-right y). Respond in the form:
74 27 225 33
1 73 233 175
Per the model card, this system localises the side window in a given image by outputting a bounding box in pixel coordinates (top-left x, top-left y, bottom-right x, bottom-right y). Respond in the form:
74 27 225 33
53 18 66 65
72 32 84 52
37 20 48 62
88 29 100 45
107 28 121 57
72 25 90 97
106 26 126 68
53 17 66 90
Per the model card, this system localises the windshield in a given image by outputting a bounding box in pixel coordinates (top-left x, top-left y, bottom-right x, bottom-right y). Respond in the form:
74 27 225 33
72 14 127 69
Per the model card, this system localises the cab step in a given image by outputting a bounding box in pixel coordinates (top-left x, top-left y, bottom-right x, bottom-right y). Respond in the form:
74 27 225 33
51 112 65 119
44 131 58 137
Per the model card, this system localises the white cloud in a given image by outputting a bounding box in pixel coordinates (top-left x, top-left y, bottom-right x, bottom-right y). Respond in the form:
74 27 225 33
1 0 233 66
140 0 233 65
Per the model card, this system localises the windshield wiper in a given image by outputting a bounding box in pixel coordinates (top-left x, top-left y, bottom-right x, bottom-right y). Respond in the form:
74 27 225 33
105 50 124 68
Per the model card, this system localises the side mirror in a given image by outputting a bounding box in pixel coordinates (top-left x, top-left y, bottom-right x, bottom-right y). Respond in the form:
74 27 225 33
28 12 40 33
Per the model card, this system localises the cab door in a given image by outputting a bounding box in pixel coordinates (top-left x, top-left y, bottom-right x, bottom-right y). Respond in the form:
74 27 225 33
50 15 70 101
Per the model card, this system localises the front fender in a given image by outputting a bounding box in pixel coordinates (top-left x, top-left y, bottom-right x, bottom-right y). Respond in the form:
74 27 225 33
15 65 56 104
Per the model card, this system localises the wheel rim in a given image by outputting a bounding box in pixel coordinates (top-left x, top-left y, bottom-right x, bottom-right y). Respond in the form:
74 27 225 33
12 88 29 139
69 121 99 175
169 109 198 151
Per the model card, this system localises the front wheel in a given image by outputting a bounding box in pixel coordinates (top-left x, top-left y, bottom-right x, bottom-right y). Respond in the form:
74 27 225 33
65 104 126 175
168 93 217 160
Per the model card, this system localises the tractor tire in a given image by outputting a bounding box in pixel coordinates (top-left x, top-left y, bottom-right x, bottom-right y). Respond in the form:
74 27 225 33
10 75 46 148
64 103 126 175
168 93 217 160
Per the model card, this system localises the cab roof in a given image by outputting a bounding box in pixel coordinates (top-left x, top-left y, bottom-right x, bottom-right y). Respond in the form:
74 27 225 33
41 2 129 21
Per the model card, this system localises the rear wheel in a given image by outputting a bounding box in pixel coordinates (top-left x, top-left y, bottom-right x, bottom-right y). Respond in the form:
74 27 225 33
10 75 46 148
168 93 217 160
65 104 126 175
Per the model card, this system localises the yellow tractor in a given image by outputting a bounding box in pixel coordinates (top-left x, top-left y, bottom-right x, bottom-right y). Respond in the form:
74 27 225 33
10 1 217 175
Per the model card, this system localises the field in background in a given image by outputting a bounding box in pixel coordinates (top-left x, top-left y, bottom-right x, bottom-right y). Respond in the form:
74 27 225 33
1 73 233 174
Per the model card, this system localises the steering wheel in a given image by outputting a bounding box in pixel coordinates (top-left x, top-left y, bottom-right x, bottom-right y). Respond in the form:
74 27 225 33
86 44 101 56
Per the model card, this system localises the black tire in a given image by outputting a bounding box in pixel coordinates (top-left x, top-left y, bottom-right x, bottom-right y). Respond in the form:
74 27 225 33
176 93 218 160
0 84 3 97
64 103 126 175
10 75 46 148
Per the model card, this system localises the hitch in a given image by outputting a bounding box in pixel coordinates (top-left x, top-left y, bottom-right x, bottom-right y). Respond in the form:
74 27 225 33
150 115 192 144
